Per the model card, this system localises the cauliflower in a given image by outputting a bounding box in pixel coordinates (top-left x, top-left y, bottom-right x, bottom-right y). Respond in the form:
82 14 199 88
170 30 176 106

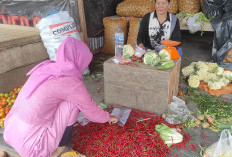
196 61 209 71
123 44 134 58
207 62 218 72
196 69 208 80
219 77 230 86
213 66 224 76
208 78 224 90
188 75 200 88
182 65 195 77
222 71 232 81
143 52 160 66
190 62 197 66
159 49 171 62
203 73 218 83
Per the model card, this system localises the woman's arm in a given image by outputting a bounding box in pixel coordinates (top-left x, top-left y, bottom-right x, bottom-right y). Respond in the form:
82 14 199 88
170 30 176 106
57 78 110 123
137 13 150 49
170 18 181 42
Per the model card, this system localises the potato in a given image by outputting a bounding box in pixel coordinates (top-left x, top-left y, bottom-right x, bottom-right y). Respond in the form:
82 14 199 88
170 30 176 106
196 115 205 121
195 120 201 126
202 122 210 129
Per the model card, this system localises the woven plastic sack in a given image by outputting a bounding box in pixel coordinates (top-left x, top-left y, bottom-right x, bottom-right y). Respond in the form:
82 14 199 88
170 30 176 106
36 11 81 60
102 17 128 55
116 0 155 18
179 0 200 14
203 129 232 157
168 0 178 14
127 17 141 49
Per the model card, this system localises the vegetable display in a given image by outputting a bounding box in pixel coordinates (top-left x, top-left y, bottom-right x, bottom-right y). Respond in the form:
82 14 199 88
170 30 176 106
0 85 22 128
182 61 232 89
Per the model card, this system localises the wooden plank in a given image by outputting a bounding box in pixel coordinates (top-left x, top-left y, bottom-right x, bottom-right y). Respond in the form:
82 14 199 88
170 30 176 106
77 0 90 46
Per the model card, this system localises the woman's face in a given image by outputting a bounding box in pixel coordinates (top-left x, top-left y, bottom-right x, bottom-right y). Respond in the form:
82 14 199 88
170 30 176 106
155 0 170 15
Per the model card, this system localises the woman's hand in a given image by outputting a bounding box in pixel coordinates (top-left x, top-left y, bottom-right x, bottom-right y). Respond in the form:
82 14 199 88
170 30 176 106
138 43 145 50
109 116 118 125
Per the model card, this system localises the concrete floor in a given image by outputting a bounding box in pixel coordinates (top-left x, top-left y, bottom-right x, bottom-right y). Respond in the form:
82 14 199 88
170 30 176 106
0 30 231 157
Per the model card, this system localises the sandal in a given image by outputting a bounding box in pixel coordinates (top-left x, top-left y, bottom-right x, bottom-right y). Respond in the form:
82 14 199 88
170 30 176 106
57 147 86 157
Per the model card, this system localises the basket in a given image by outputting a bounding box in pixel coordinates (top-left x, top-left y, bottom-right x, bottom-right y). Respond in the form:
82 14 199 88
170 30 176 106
101 17 128 55
127 17 141 49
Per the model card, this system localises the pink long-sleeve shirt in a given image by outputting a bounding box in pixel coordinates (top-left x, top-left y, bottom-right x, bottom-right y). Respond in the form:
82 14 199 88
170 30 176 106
4 76 109 157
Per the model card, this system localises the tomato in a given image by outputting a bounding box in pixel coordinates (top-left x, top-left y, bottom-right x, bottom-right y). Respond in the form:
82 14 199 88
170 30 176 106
7 102 13 106
0 118 5 128
11 94 16 99
0 111 5 118
178 92 183 96
5 108 10 115
13 88 18 92
17 88 21 92
1 101 7 106
1 97 7 102
4 93 9 97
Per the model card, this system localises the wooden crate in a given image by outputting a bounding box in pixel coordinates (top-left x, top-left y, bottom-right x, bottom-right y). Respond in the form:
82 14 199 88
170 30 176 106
104 58 181 115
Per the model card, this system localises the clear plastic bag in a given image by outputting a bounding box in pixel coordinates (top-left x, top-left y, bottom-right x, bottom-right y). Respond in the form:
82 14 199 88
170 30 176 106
203 129 232 157
111 107 131 126
187 14 202 34
165 96 195 124
77 112 90 126
134 45 146 58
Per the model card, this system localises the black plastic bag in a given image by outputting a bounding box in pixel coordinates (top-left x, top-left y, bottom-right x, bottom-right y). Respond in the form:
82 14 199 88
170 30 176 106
212 13 232 61
203 0 227 19
83 0 123 37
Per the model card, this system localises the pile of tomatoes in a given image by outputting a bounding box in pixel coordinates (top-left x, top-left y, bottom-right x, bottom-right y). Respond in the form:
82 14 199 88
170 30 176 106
0 85 23 128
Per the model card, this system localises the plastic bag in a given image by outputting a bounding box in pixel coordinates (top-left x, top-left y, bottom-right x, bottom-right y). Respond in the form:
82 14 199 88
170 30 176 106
165 96 195 124
111 107 131 126
203 129 232 157
134 45 146 58
77 112 90 126
187 14 202 34
36 11 81 60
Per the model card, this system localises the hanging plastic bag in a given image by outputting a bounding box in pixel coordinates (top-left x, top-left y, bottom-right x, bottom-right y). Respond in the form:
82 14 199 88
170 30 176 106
203 129 232 157
187 14 202 34
165 96 195 124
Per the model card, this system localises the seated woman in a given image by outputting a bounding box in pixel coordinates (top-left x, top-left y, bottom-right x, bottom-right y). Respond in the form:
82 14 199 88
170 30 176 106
137 0 182 56
3 37 118 157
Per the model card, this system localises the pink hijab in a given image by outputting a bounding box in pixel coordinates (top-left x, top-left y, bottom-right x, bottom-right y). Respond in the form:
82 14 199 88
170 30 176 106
22 37 93 98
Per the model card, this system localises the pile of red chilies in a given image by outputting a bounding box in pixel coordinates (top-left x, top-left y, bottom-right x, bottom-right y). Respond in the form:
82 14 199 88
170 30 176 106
72 108 196 157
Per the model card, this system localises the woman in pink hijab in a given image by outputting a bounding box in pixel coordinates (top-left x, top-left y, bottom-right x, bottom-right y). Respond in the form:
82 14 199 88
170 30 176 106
3 37 118 157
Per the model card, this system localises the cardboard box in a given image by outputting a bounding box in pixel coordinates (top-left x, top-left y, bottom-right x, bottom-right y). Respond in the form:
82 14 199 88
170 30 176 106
104 58 181 115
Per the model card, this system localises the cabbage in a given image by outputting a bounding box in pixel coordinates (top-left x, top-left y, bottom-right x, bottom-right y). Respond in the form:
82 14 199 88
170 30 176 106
155 123 183 147
143 51 160 66
123 44 134 58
